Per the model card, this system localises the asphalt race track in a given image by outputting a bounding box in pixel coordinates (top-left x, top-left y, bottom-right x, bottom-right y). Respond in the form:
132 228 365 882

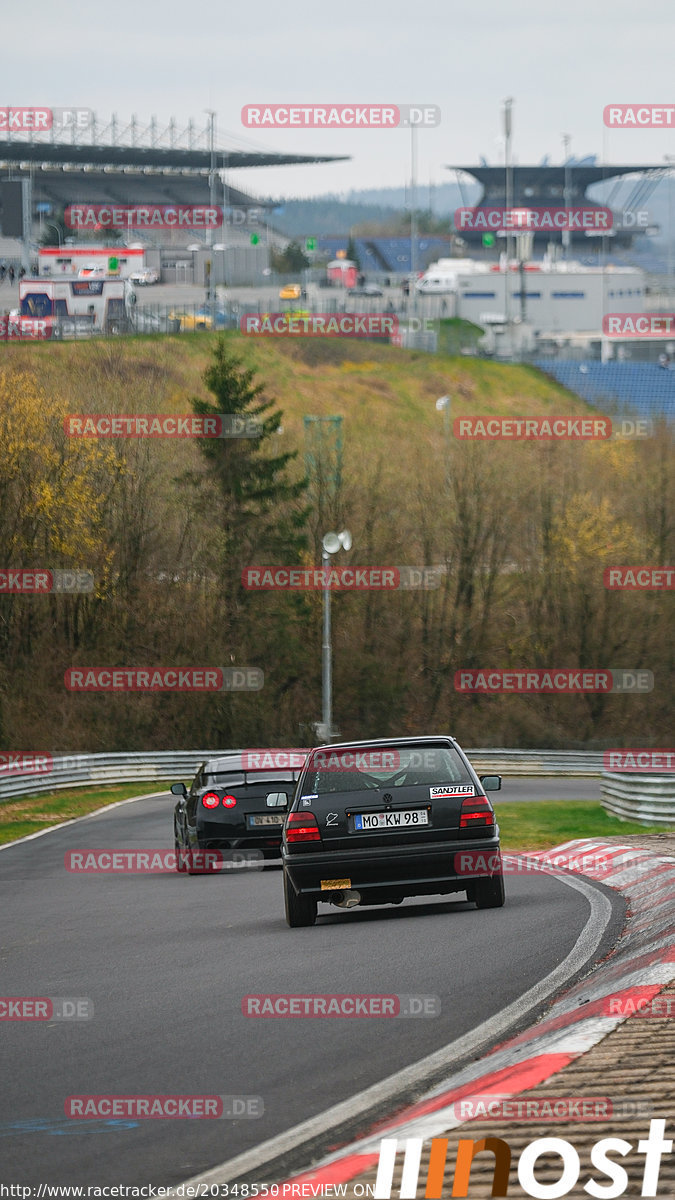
0 787 621 1188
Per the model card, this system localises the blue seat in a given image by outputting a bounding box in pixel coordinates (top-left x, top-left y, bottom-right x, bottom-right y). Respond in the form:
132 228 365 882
532 361 675 422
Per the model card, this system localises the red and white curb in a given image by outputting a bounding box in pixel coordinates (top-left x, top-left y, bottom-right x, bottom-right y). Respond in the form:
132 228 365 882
276 839 675 1188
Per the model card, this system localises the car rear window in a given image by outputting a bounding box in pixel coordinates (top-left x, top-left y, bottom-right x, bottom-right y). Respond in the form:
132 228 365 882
301 744 472 796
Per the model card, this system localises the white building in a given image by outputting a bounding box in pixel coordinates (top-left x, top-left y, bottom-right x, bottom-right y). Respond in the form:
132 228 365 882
416 257 646 334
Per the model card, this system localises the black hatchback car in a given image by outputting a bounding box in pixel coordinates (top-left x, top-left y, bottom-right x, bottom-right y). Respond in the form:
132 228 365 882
171 753 304 874
281 736 504 926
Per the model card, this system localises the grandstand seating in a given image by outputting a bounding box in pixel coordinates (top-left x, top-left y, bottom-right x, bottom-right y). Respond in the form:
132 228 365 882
532 360 675 423
317 236 451 273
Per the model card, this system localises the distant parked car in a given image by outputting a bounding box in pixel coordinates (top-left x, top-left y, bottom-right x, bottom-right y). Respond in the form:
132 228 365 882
167 308 237 331
129 267 160 286
77 265 106 279
279 283 302 300
347 283 384 297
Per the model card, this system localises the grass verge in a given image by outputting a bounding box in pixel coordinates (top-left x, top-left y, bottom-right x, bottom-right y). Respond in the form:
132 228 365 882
496 799 671 851
0 783 169 846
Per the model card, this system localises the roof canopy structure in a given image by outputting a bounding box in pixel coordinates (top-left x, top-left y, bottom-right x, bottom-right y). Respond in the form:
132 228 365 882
446 163 667 248
0 115 348 217
447 163 668 203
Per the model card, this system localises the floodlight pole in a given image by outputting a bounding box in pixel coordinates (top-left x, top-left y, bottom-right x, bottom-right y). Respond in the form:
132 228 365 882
205 110 217 325
322 544 332 739
562 134 571 260
503 98 513 331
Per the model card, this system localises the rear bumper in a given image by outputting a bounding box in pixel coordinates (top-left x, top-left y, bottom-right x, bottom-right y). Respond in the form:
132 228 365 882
282 836 501 898
195 818 284 852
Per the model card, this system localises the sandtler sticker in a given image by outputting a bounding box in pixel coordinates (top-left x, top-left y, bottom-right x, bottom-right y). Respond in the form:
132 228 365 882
430 784 475 798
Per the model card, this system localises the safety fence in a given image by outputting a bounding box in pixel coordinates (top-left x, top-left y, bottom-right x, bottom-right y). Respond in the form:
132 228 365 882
600 771 675 826
0 748 608 803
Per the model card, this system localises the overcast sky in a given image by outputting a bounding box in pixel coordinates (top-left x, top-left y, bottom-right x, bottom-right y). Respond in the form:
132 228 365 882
4 0 675 201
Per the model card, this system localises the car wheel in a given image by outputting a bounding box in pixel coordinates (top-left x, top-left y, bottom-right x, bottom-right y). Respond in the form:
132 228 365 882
283 867 317 927
186 846 210 875
474 872 505 909
174 833 187 873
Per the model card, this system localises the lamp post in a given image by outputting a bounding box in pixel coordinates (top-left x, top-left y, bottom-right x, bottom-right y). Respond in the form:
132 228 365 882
664 156 675 293
204 109 217 325
318 529 352 744
503 97 513 330
562 134 572 260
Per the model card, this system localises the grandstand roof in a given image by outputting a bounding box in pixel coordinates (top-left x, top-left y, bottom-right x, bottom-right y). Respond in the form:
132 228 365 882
0 138 349 217
447 164 666 195
0 139 347 174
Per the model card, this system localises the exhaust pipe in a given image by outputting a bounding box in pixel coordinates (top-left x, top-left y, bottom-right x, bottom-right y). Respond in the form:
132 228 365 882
331 889 361 909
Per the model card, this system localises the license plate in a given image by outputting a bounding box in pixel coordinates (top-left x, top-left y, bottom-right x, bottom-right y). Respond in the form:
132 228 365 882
353 809 428 831
249 814 285 827
321 878 351 890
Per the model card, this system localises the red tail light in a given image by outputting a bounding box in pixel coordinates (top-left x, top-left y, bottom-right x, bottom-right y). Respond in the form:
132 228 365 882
285 812 322 843
202 792 220 809
459 795 495 829
221 794 237 808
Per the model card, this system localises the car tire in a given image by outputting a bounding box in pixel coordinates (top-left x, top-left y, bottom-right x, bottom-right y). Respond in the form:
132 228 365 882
283 867 317 927
174 834 187 873
474 872 505 909
187 848 210 876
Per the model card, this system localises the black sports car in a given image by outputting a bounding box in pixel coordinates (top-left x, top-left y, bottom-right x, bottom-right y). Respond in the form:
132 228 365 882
171 753 304 874
281 736 504 926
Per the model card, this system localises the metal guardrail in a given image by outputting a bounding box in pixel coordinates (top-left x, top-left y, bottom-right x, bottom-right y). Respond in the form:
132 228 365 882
601 771 675 826
466 750 604 776
0 748 607 803
0 751 234 803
